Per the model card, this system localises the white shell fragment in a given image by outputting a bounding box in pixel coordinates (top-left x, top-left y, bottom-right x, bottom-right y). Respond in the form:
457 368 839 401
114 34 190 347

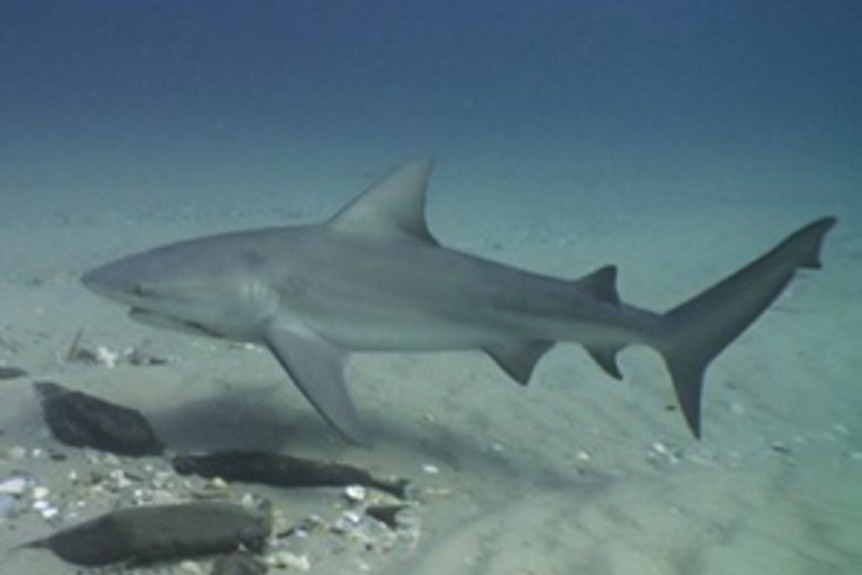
646 441 680 465
344 485 366 502
95 346 120 368
39 506 60 520
32 486 50 500
0 477 30 496
332 510 364 533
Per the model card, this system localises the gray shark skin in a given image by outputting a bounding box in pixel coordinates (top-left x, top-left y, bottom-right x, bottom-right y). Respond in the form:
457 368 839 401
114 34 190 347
82 159 836 443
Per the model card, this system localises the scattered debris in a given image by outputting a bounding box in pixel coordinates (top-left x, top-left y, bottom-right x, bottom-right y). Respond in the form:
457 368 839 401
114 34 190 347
365 503 410 530
172 451 413 500
211 550 269 574
646 441 681 466
264 549 310 571
65 329 168 367
331 509 363 533
0 475 31 496
64 329 100 365
123 345 169 366
33 381 165 456
6 351 425 572
21 500 272 566
344 484 367 503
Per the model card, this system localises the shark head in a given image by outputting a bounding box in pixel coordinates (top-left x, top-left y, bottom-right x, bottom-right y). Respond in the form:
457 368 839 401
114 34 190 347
81 158 438 444
82 238 281 340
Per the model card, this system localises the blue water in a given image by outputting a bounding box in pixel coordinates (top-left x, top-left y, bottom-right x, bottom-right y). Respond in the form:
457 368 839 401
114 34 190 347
2 1 860 215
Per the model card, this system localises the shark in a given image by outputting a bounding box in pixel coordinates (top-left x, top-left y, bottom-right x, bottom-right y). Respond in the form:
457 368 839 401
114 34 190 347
82 159 836 443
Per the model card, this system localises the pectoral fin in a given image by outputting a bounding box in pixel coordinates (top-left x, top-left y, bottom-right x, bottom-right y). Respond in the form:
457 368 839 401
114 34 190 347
263 325 368 444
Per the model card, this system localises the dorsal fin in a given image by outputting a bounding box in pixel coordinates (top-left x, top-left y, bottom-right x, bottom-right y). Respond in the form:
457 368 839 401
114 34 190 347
572 265 620 305
328 158 437 244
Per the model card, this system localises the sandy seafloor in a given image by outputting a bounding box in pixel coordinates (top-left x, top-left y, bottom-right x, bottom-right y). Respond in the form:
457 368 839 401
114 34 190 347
1 158 860 575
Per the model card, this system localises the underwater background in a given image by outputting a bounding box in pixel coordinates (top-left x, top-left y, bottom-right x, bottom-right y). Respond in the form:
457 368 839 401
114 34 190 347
1 1 860 574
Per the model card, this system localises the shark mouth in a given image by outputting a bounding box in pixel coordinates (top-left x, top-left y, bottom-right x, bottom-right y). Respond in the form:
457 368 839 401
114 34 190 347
128 308 225 339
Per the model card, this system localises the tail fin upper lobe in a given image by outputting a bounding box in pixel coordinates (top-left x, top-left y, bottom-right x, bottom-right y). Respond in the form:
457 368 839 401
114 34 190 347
657 217 836 438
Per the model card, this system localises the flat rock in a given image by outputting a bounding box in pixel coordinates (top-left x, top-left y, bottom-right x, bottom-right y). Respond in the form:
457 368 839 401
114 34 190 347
23 500 271 566
33 381 164 456
172 450 412 499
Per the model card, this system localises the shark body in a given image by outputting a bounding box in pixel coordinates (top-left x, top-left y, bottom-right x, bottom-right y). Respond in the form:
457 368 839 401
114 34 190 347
82 159 836 442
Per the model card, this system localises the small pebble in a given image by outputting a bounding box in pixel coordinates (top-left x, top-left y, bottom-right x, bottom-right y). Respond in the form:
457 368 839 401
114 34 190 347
40 507 60 521
332 510 363 533
178 560 206 574
95 346 119 368
208 477 228 490
421 464 439 475
345 485 366 502
266 550 310 571
32 486 50 500
108 469 132 489
647 442 679 464
0 477 30 496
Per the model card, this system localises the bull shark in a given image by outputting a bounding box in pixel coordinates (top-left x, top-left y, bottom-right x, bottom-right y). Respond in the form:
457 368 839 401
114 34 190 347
82 159 836 443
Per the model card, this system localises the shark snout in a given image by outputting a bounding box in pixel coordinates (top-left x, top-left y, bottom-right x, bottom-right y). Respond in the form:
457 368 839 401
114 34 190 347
80 266 100 287
81 263 119 295
81 259 144 302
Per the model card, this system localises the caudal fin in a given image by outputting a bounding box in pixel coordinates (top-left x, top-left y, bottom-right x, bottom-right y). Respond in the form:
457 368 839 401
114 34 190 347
657 217 836 438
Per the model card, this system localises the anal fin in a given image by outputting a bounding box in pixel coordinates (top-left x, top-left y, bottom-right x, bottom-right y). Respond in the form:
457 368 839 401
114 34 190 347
586 344 624 379
484 341 554 385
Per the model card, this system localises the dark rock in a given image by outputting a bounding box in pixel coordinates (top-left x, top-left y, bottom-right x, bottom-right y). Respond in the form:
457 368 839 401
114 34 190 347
172 450 412 499
22 501 271 566
0 366 27 380
33 381 164 456
365 504 410 529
